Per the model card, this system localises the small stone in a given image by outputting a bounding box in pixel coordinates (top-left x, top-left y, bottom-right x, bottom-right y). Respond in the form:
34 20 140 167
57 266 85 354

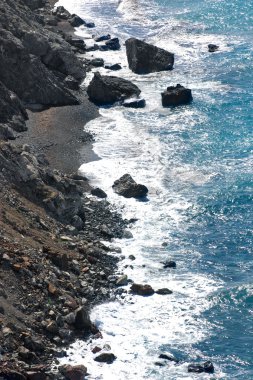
48 283 58 295
116 275 128 286
92 346 102 354
156 288 173 295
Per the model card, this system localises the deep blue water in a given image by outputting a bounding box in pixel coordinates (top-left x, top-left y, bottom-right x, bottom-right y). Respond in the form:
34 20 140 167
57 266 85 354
57 0 253 377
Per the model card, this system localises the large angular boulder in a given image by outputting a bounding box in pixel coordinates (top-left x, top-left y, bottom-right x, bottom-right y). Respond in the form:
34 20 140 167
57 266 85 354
161 84 193 107
87 72 141 105
112 174 148 198
125 38 174 74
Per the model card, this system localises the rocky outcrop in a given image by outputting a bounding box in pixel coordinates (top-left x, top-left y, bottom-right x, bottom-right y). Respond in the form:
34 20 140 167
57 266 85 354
112 174 148 198
87 72 141 105
125 38 174 74
161 84 193 107
0 0 86 114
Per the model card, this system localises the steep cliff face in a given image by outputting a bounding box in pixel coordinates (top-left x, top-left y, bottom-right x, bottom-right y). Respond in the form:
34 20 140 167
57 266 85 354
0 0 86 139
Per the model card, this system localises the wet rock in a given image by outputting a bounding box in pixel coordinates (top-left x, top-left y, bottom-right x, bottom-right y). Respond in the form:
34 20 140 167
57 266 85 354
129 255 136 260
94 352 116 364
87 72 141 105
90 58 105 67
69 15 86 27
188 361 214 374
163 260 176 269
105 37 120 50
104 63 122 71
125 37 174 74
131 283 155 296
156 288 173 295
92 346 102 354
59 364 87 380
91 187 107 198
94 34 111 42
112 174 148 198
74 306 92 331
86 22 95 28
208 44 219 52
161 84 193 107
123 98 146 108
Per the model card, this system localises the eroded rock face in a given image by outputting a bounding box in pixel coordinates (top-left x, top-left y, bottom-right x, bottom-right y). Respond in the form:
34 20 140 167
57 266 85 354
0 0 85 110
125 38 174 74
112 174 148 198
87 72 141 105
0 81 28 139
161 84 193 107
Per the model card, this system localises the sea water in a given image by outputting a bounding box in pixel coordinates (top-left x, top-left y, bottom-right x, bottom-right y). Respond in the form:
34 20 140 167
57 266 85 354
56 0 253 378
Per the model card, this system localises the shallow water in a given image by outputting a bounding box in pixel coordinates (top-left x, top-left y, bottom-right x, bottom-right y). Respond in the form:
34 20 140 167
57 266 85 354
56 0 253 378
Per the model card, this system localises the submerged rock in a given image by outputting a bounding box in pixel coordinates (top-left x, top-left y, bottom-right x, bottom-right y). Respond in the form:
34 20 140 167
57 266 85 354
163 260 176 269
188 361 214 374
125 37 174 74
87 72 141 105
161 84 193 107
131 283 155 296
112 174 148 198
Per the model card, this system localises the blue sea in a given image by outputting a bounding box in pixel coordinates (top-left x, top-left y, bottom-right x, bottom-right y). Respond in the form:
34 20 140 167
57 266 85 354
56 0 253 378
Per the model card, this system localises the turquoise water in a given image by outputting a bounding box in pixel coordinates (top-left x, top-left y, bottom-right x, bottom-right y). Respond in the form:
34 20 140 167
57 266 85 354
57 0 253 377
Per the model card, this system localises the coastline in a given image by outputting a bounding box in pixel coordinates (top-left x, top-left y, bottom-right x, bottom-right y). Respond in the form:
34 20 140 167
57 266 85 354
0 0 126 378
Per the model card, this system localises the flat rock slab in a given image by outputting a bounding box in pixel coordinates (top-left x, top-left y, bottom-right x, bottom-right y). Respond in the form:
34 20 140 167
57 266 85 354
161 84 192 107
125 37 174 74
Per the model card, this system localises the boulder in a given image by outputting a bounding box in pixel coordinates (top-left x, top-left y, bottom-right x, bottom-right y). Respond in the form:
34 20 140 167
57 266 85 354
112 174 148 198
125 37 174 74
208 44 219 52
91 187 107 198
90 58 104 67
123 98 146 108
116 274 128 286
74 306 92 331
131 283 154 296
161 84 192 107
69 15 85 27
53 6 71 20
159 353 179 363
163 260 176 269
86 22 95 28
105 37 120 50
104 63 122 71
87 72 141 105
94 353 116 364
188 361 214 374
59 364 87 380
